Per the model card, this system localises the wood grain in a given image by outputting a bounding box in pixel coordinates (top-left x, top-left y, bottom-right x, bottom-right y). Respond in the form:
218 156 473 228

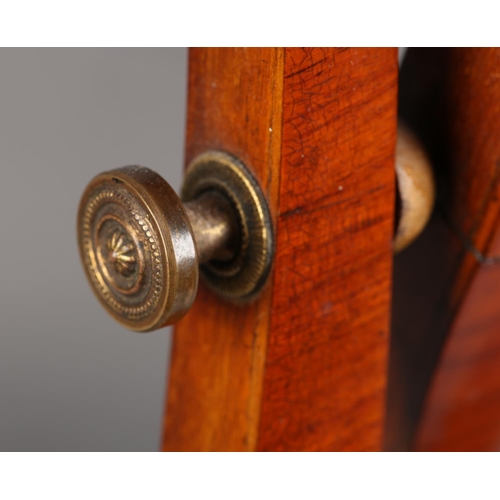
257 48 398 451
416 225 500 451
163 48 284 451
386 48 500 450
163 48 398 451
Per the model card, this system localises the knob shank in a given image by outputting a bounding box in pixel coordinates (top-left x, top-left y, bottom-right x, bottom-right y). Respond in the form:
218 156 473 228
184 191 240 264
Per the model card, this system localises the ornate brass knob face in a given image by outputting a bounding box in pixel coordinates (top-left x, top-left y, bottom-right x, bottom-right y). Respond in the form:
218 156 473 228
77 151 273 332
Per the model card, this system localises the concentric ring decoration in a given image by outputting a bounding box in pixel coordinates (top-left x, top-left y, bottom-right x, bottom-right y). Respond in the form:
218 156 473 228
77 166 198 331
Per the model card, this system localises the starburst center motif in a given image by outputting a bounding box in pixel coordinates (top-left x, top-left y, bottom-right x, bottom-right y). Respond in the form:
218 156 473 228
107 229 136 276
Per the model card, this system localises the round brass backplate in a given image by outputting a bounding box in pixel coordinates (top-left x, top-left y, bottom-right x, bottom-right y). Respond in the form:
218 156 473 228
182 151 274 301
77 166 198 332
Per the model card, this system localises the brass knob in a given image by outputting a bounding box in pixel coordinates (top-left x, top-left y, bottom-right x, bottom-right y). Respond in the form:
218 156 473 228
394 125 435 252
77 151 273 332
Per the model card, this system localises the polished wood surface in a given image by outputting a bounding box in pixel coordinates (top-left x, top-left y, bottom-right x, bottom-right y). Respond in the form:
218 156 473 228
386 48 500 450
414 49 500 449
163 48 283 451
163 48 398 451
416 226 500 451
257 48 398 451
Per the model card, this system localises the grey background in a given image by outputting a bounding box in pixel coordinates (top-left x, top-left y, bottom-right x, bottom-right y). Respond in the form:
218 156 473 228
0 48 188 451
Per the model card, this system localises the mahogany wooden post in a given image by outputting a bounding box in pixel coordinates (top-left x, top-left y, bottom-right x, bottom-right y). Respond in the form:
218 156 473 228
163 48 398 451
387 48 500 451
413 49 500 451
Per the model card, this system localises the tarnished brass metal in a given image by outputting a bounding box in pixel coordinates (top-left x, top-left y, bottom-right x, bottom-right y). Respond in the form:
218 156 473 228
77 151 273 332
78 166 198 332
184 191 240 264
182 151 273 301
